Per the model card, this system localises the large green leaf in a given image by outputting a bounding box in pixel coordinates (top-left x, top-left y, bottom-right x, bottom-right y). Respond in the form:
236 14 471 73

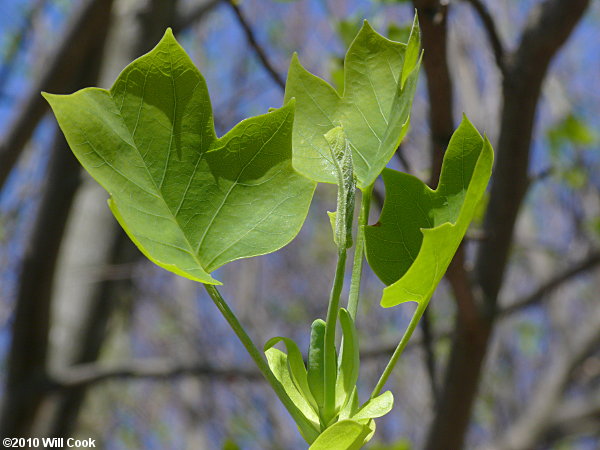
284 17 421 189
43 29 315 285
365 116 493 307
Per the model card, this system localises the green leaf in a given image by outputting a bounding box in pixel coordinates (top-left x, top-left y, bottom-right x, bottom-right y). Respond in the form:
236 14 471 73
264 336 318 411
365 116 493 307
44 29 315 285
284 18 421 189
547 113 597 154
362 419 377 445
327 211 337 241
352 391 393 421
307 319 327 415
401 14 420 89
368 439 413 450
265 347 321 442
336 309 359 410
309 420 371 450
339 387 359 421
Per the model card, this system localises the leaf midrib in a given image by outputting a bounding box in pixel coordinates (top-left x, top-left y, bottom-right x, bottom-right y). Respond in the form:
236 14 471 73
107 66 208 275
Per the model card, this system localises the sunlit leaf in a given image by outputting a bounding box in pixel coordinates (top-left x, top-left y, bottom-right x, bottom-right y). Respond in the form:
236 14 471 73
365 116 493 307
309 419 371 450
336 309 359 410
352 391 393 421
284 18 421 189
265 347 321 442
44 29 315 285
264 336 318 411
339 387 359 421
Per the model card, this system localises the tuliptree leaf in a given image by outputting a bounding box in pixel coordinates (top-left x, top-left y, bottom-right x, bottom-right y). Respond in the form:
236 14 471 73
309 419 371 450
43 29 315 285
284 18 421 189
365 116 493 307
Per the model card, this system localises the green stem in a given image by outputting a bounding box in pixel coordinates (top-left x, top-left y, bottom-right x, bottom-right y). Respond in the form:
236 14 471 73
203 285 310 430
323 247 347 423
347 184 373 321
371 301 428 398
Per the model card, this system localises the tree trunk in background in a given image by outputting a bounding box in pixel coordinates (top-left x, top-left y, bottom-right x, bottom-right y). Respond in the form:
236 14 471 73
0 0 114 437
38 0 178 438
424 1 591 449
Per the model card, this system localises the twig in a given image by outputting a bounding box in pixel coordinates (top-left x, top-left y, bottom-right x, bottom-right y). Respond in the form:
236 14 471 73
500 252 600 317
173 0 222 34
463 0 507 76
49 359 262 390
0 0 48 97
545 393 600 443
225 0 285 90
487 307 600 450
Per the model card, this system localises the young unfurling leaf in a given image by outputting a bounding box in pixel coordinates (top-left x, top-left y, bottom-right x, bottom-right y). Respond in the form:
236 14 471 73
285 17 421 189
325 126 356 249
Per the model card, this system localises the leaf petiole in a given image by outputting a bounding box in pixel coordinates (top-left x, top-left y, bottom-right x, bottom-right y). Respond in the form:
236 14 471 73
370 301 428 398
323 247 348 424
203 285 314 436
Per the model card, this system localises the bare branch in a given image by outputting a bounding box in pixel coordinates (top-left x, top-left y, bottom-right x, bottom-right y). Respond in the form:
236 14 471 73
545 393 600 443
225 0 285 90
500 252 600 317
0 0 48 96
174 0 222 33
462 0 506 76
476 0 591 304
487 308 600 450
49 359 262 391
364 249 600 361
